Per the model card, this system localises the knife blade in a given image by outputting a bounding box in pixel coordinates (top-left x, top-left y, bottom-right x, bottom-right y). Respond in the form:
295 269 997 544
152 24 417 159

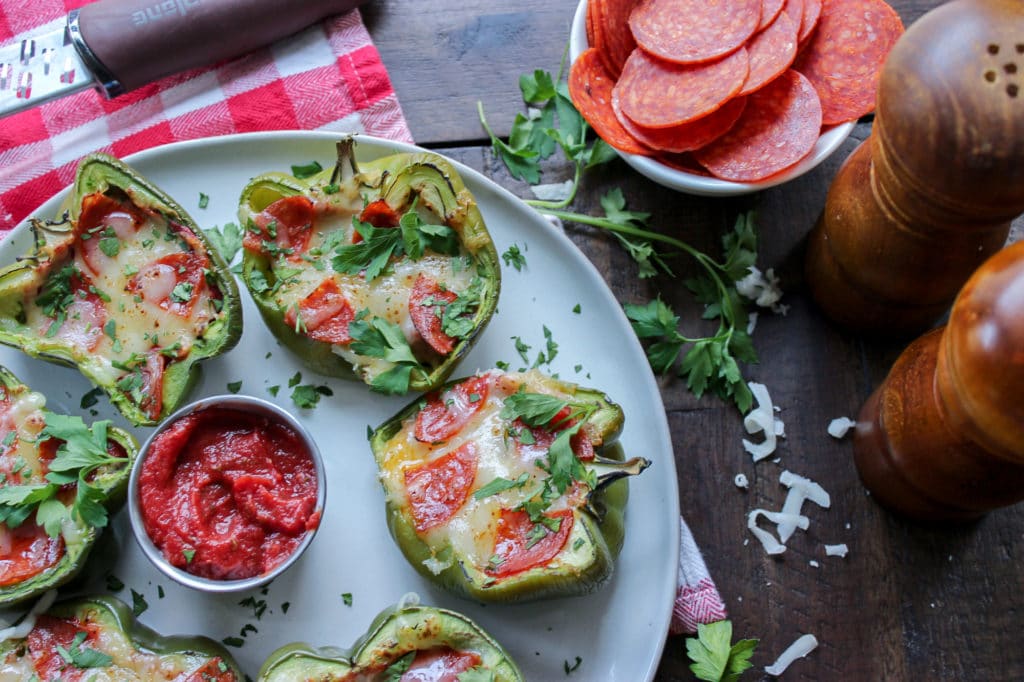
0 0 366 118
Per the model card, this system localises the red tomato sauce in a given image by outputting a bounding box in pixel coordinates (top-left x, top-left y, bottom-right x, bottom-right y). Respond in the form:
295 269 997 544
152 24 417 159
138 408 319 580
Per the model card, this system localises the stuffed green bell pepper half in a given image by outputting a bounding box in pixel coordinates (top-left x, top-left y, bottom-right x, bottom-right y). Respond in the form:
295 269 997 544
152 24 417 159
0 594 242 680
0 366 136 608
0 153 242 426
258 597 523 681
370 368 650 602
237 138 500 394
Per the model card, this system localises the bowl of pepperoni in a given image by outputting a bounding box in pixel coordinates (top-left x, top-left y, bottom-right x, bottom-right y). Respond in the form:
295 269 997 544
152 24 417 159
128 395 325 592
568 0 904 196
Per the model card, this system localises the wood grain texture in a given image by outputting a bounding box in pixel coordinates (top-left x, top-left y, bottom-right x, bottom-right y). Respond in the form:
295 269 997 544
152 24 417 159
368 1 1024 679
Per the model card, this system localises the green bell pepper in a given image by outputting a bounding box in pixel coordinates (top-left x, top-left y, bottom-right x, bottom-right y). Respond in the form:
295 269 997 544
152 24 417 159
0 366 137 607
258 599 523 681
0 153 242 426
237 138 500 394
0 594 242 680
369 368 649 602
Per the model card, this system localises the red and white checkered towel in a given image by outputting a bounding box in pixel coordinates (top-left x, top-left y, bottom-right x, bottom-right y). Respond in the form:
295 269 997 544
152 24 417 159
0 0 412 233
0 0 724 639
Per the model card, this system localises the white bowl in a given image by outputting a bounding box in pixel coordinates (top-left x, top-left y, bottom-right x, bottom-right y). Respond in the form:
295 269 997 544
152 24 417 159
568 0 854 197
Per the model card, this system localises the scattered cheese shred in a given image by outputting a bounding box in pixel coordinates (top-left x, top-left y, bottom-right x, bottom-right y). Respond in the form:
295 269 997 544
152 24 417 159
825 543 849 558
0 589 57 644
827 417 857 439
736 266 789 314
742 382 785 462
747 509 809 555
765 633 819 676
777 471 831 542
734 473 749 489
529 180 574 202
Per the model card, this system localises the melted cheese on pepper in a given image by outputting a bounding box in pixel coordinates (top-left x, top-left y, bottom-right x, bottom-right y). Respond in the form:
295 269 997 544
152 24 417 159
24 209 221 388
264 203 478 382
377 371 586 574
0 605 234 680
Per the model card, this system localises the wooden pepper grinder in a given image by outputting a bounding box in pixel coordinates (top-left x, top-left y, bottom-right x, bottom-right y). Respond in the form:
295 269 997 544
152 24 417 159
805 0 1024 336
853 241 1024 520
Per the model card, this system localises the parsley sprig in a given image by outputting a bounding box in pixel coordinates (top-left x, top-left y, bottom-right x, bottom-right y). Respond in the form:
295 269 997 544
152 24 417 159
0 413 127 536
686 621 758 682
56 630 114 670
480 64 763 411
348 311 423 394
333 205 459 281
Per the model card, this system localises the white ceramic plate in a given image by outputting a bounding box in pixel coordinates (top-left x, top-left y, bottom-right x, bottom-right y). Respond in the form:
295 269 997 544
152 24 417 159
569 0 855 196
0 131 679 681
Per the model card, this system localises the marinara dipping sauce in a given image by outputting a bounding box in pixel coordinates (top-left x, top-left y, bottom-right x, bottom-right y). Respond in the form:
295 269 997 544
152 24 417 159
130 397 324 589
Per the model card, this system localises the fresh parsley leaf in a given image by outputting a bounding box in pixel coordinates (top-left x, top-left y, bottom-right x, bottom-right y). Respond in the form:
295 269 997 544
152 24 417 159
288 372 303 388
291 383 332 409
499 390 567 427
341 592 353 606
183 549 196 563
105 573 124 592
227 380 243 394
170 282 194 304
440 278 483 339
80 387 104 409
564 656 583 675
199 192 210 209
98 234 120 258
473 473 530 500
57 631 113 669
222 636 245 648
35 498 67 538
686 621 758 682
291 160 323 179
203 222 243 265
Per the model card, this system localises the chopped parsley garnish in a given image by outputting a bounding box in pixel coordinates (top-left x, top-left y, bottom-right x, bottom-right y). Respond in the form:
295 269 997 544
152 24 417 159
98 229 120 257
291 383 332 409
572 303 581 314
564 656 583 675
183 549 195 563
105 573 124 592
341 592 353 606
170 282 194 304
440 277 484 339
267 385 280 397
227 380 242 394
500 389 568 427
222 636 244 648
131 589 148 616
348 313 423 395
473 473 530 500
80 387 104 409
204 222 243 264
199 192 210 209
502 243 527 271
56 631 113 669
333 206 459 282
291 160 324 179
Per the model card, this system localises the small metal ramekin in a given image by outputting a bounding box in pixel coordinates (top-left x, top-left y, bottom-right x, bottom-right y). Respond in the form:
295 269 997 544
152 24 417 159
127 394 326 593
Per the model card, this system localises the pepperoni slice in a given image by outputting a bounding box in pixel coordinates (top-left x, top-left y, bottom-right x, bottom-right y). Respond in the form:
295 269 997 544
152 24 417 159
613 90 747 153
614 47 749 128
798 0 822 43
568 48 651 155
182 659 237 682
284 278 354 345
513 406 596 462
486 508 574 577
759 0 786 30
739 10 798 96
693 70 823 182
628 0 761 64
655 152 715 176
404 442 478 533
415 375 491 444
0 524 64 587
793 0 904 124
137 349 166 422
403 648 483 681
27 615 96 680
128 251 209 318
409 274 459 355
76 192 146 276
359 199 401 228
595 0 639 79
243 195 315 256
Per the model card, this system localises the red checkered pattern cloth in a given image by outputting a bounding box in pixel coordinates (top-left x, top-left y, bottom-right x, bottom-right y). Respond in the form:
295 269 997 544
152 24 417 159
0 0 412 233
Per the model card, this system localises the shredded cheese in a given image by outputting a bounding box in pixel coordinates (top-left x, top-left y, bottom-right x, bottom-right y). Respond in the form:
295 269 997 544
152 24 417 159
742 382 785 461
747 510 809 555
825 543 849 558
765 634 819 676
827 417 857 439
736 266 789 315
0 590 57 643
734 473 749 489
776 471 831 542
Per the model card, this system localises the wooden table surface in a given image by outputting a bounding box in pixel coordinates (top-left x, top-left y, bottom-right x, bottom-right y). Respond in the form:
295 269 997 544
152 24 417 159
362 1 1024 680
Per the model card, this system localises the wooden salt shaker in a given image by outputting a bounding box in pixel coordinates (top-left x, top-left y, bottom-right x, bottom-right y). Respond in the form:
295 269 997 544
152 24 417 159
853 241 1024 520
804 0 1024 336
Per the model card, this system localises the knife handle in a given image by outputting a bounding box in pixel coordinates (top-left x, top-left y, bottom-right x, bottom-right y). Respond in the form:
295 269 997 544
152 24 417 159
75 0 367 94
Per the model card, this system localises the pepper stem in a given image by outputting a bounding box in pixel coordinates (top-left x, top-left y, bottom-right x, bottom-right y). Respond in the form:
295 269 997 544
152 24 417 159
331 137 359 186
